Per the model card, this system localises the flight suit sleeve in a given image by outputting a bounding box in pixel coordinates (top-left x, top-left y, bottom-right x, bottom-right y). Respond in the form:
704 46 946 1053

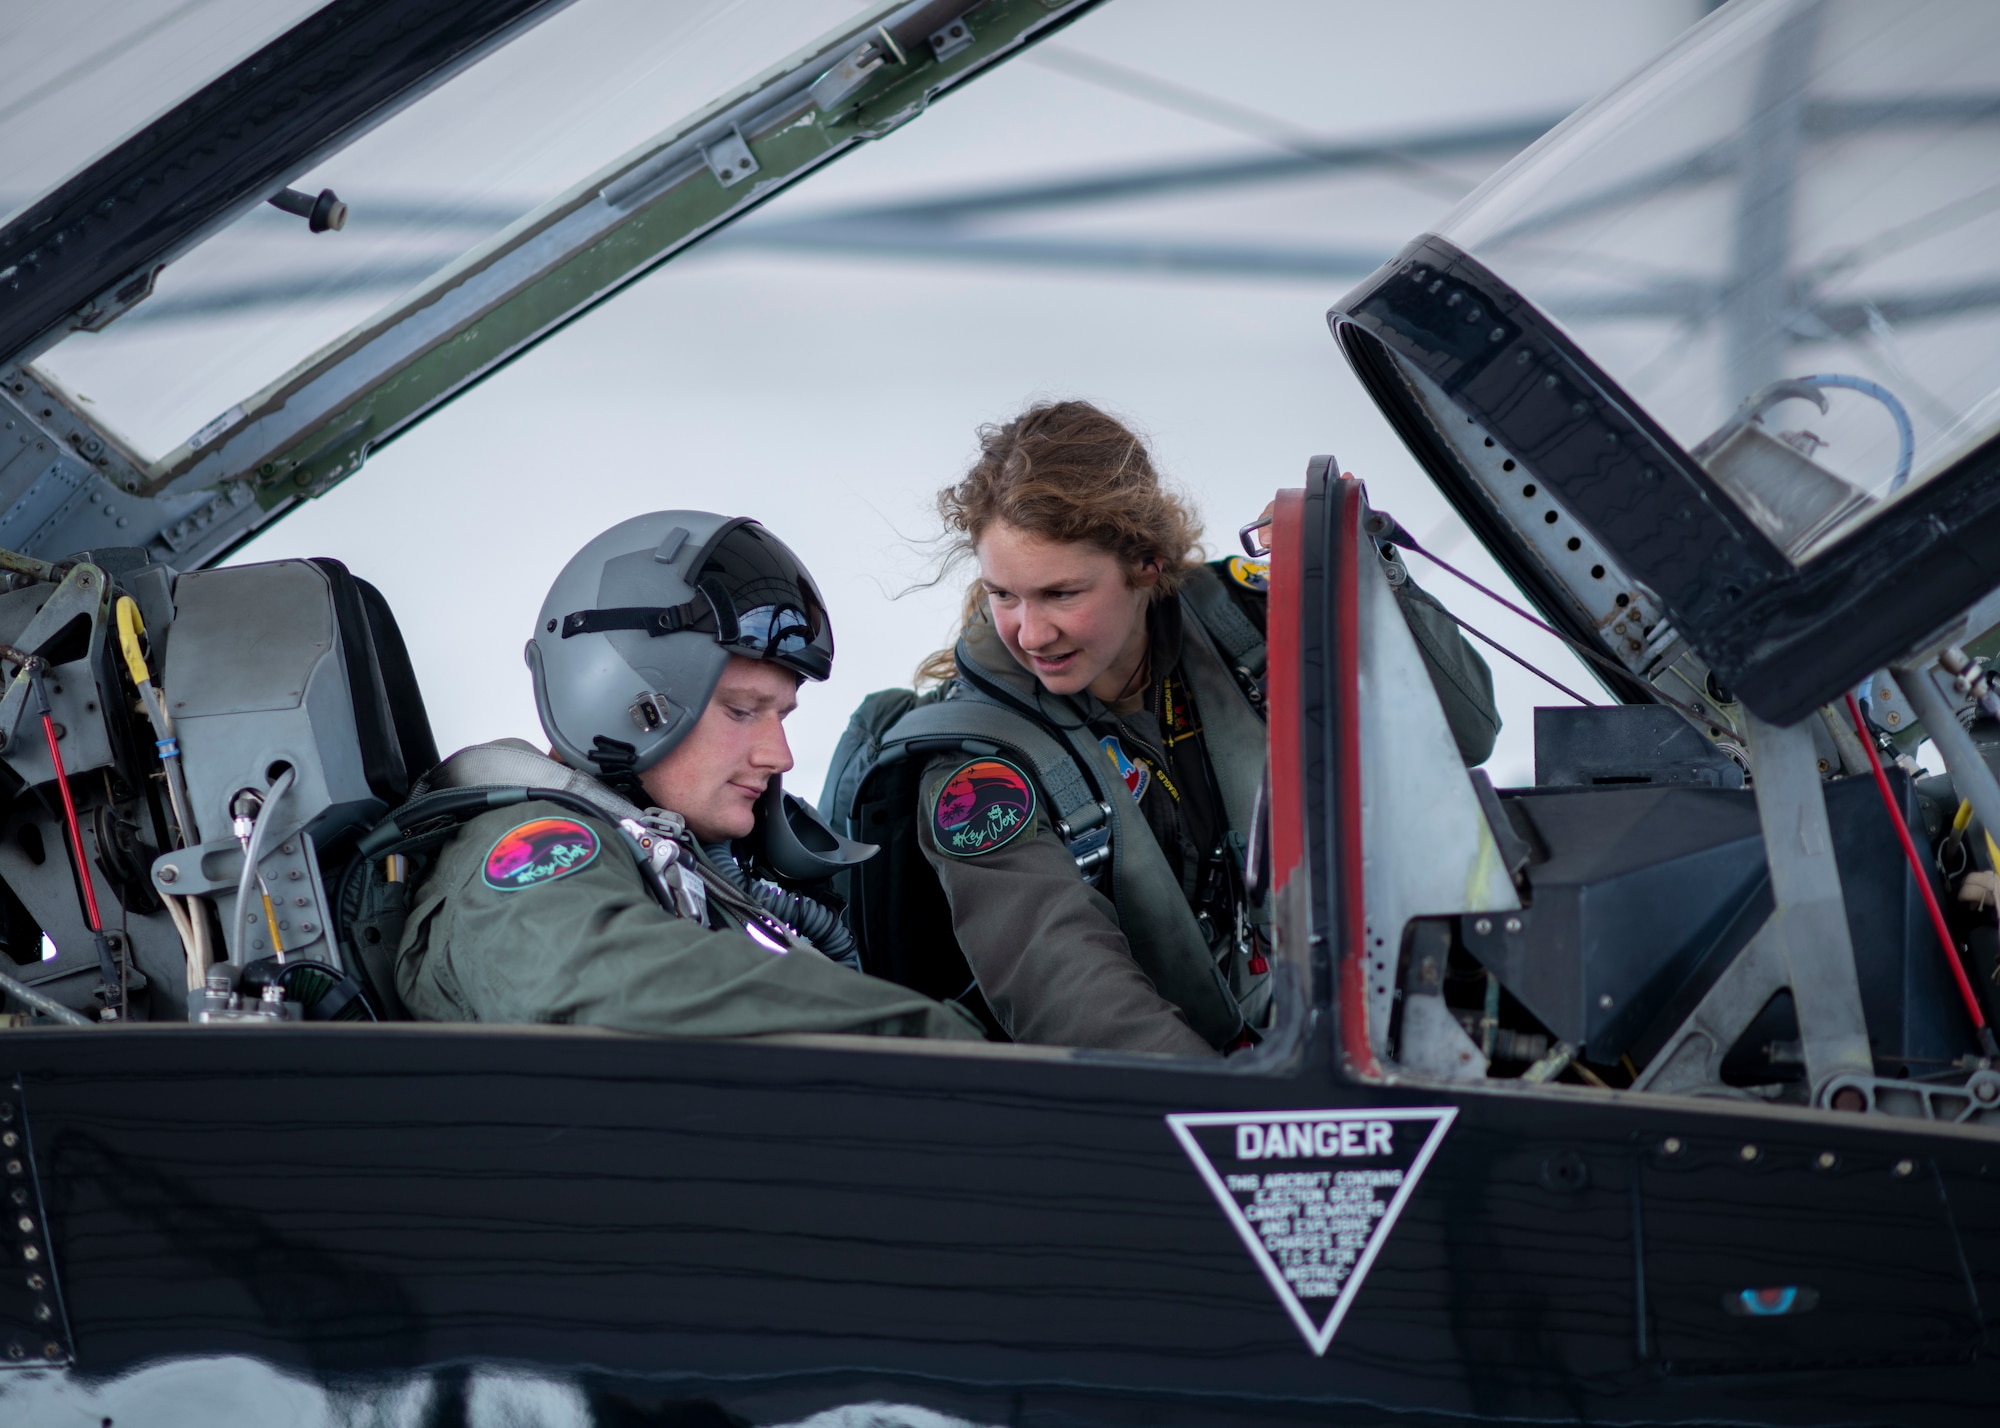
917 756 1218 1057
398 805 983 1041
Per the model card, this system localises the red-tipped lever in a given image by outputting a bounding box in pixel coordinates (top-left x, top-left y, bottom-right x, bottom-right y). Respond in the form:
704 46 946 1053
1846 693 1999 1059
24 660 120 1019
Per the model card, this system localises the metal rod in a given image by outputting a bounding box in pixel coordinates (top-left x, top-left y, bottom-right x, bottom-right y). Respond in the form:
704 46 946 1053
0 965 92 1026
1440 610 1598 708
1895 664 2000 858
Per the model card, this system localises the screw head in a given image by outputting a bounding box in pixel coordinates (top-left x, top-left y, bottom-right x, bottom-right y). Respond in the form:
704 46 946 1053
1598 993 1614 1010
1473 918 1492 935
1503 916 1522 934
2 1131 16 1148
22 1245 38 1261
1661 1136 1683 1156
1817 1151 1838 1170
158 865 177 883
15 1216 29 1233
4 1159 21 1176
1739 1144 1760 1162
1894 1158 1916 1178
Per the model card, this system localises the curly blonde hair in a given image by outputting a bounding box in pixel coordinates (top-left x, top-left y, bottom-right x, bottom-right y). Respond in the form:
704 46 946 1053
916 400 1203 686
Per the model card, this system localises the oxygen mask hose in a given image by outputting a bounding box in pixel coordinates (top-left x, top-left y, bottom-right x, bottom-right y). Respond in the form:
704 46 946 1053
24 659 121 1018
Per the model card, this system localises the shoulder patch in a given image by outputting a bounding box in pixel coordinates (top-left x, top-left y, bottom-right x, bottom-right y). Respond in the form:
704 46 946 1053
483 817 600 891
1227 555 1270 592
1100 735 1149 802
933 757 1036 858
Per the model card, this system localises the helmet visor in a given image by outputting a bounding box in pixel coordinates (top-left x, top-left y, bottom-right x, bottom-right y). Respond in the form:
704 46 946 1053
690 520 834 681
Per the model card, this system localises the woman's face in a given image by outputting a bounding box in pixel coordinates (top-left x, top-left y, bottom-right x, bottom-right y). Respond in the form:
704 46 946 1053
975 521 1157 700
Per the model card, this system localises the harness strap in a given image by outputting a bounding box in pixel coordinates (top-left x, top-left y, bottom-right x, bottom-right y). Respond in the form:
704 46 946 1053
1180 564 1266 678
880 697 1114 876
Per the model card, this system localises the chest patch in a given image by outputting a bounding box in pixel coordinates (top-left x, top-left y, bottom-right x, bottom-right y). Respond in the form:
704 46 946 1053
933 757 1036 858
483 817 599 891
1227 555 1270 592
1100 735 1150 802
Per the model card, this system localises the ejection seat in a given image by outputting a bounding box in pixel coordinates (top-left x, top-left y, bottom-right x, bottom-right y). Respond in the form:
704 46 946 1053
0 551 437 1023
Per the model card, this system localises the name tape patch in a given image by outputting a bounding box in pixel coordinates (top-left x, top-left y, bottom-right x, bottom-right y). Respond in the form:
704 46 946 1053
1167 1107 1456 1355
933 757 1035 858
484 817 600 891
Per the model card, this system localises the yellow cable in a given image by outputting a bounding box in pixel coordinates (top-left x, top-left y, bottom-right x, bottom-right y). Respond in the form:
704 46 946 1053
260 887 285 956
114 596 151 688
1955 798 1975 835
1986 830 2000 878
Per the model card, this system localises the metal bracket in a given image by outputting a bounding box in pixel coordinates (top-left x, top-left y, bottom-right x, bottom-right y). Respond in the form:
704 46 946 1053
1635 711 1873 1102
809 25 906 114
0 1078 72 1368
1821 1068 2000 1124
1397 921 1488 1083
0 562 116 787
1632 914 1789 1095
702 127 760 188
153 830 337 965
929 16 975 60
1746 709 1874 1102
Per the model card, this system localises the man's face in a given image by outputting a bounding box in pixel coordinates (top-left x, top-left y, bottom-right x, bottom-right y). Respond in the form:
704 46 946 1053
639 655 798 841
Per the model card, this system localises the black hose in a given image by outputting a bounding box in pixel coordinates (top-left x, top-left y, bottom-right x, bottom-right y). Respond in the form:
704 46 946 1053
702 844 861 970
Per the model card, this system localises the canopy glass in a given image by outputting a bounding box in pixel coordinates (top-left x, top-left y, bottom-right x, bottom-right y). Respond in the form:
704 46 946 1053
1439 0 2000 563
24 0 872 461
1 0 326 231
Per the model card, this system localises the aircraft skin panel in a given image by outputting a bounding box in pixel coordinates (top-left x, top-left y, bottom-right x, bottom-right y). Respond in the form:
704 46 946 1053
2 996 1999 1418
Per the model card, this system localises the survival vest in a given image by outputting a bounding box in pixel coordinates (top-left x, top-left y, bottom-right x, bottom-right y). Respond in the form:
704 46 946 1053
819 564 1271 1044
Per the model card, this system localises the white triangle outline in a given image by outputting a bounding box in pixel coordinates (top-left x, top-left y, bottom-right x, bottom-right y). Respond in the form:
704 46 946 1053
1166 1107 1458 1356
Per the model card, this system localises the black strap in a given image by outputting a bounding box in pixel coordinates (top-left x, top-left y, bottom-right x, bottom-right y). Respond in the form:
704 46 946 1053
560 600 705 638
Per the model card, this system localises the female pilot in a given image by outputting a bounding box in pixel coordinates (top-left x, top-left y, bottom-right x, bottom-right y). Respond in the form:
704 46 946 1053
904 400 1497 1056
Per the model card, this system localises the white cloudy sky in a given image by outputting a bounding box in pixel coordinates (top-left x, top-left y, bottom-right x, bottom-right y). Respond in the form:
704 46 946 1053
21 0 1710 794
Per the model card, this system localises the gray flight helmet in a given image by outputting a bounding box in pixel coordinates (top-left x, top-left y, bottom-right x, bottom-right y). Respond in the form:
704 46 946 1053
526 511 834 778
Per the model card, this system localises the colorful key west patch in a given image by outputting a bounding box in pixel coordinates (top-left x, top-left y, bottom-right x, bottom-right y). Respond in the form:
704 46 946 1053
1100 734 1149 802
483 817 599 891
933 757 1036 858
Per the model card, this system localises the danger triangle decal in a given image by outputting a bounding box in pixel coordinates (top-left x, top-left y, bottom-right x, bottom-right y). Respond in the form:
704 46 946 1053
1166 1107 1456 1355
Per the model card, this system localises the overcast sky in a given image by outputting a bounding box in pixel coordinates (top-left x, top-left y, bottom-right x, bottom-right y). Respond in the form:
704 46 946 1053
29 0 1709 796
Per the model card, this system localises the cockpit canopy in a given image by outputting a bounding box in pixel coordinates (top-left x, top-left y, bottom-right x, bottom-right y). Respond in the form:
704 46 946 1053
1332 0 2000 725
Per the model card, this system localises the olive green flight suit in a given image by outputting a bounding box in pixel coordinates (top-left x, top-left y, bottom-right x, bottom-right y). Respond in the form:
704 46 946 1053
915 560 1496 1058
397 796 983 1041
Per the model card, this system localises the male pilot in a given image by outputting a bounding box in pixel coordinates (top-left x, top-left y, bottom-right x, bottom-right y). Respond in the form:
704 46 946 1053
395 510 982 1042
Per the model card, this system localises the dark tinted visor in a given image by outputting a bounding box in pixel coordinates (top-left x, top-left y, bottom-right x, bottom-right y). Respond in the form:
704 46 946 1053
690 520 834 681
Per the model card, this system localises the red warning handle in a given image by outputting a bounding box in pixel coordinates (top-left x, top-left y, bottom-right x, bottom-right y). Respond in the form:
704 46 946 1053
1846 692 1997 1057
